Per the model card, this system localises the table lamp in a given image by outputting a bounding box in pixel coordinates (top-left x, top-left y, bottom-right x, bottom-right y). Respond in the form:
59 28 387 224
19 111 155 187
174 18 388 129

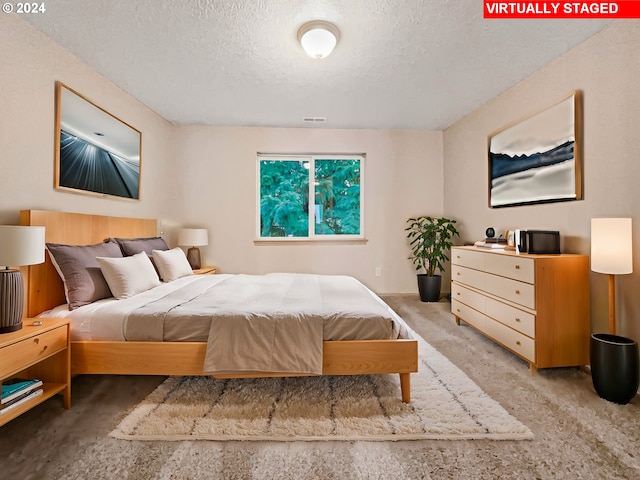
178 228 208 270
590 218 633 335
0 226 46 333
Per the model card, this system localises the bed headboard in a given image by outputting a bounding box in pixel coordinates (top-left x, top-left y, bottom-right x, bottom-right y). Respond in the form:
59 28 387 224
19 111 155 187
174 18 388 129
20 210 158 317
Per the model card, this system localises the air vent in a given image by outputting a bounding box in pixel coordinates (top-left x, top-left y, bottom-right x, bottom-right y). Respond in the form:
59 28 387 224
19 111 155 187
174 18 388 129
302 117 327 123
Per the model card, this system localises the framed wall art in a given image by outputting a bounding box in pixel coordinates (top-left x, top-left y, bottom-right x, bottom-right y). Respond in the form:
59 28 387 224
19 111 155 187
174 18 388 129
488 91 583 208
54 82 142 200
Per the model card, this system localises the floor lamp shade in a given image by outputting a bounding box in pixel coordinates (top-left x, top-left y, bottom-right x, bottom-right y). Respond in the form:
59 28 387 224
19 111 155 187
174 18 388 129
178 228 208 270
590 218 633 275
0 226 46 333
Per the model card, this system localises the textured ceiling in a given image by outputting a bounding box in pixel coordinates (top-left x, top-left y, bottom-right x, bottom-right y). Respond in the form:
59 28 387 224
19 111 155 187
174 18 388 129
21 0 611 130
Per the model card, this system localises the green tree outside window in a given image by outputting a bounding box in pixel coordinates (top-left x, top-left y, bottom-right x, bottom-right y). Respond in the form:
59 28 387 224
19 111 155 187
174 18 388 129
259 156 363 239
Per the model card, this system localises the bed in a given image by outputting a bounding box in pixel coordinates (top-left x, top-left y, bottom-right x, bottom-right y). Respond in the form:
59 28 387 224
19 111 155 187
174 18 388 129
20 210 418 402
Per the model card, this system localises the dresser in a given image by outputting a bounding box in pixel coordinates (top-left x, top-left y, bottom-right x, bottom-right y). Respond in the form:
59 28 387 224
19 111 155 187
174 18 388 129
451 246 589 373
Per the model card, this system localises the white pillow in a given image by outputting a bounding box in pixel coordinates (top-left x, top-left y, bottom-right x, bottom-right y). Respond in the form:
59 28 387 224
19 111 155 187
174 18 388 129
152 247 194 282
96 252 161 299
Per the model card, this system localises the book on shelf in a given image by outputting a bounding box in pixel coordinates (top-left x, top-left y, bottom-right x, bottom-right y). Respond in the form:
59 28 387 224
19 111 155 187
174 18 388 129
2 378 43 404
0 388 43 414
484 237 507 244
474 240 506 249
473 241 517 251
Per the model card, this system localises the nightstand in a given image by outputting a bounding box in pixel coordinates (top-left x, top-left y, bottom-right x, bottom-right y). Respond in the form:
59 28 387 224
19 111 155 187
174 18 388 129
0 318 71 427
193 266 217 275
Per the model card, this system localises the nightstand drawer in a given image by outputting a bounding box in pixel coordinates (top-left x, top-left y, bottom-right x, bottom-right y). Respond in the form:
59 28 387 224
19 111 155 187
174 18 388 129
0 326 67 378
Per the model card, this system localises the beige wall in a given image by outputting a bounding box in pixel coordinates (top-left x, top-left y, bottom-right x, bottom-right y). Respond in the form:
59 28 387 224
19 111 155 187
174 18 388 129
174 126 443 293
0 14 177 226
1 14 443 294
443 21 640 340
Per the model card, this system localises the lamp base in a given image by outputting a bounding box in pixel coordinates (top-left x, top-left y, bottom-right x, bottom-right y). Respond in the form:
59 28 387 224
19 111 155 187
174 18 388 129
0 269 24 334
186 247 202 270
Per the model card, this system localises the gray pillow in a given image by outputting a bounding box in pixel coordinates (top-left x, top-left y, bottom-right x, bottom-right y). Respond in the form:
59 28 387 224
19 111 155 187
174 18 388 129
46 240 123 310
113 237 169 256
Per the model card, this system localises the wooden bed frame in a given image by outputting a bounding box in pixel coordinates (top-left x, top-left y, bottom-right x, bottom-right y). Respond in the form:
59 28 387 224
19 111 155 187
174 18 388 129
20 210 418 402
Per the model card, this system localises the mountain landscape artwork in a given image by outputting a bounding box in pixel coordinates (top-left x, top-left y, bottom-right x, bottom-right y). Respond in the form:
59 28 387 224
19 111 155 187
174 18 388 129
489 92 581 208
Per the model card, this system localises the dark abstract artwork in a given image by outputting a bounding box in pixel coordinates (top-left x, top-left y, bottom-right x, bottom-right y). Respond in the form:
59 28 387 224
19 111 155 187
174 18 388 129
59 131 140 199
55 82 141 200
489 92 582 208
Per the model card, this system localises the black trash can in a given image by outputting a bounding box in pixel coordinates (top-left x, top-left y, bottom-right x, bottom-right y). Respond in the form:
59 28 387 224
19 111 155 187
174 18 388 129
590 333 639 404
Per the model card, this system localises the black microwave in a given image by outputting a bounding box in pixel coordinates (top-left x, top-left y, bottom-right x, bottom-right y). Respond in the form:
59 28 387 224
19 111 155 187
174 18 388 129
516 230 560 254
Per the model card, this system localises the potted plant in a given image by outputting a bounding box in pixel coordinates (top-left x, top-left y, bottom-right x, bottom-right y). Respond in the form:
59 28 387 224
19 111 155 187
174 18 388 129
405 216 460 302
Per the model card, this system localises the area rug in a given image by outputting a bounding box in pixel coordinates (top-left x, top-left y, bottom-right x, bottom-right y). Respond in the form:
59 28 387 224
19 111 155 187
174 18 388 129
110 333 533 441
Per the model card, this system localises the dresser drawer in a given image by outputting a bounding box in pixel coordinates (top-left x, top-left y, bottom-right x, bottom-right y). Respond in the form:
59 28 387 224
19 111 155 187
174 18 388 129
452 248 485 270
452 265 485 291
486 254 534 284
451 282 486 313
485 274 535 309
484 317 536 362
0 326 68 378
452 299 486 331
485 297 535 338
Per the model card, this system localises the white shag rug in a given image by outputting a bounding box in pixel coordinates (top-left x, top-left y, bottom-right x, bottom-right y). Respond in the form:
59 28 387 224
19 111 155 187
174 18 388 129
110 333 533 441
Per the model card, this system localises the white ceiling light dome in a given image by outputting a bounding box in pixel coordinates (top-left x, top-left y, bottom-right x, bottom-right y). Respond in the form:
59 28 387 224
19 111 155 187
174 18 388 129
297 20 340 59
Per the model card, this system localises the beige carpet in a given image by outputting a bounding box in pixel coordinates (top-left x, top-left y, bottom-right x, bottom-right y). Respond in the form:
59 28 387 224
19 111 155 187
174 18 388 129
110 333 533 441
2 299 639 479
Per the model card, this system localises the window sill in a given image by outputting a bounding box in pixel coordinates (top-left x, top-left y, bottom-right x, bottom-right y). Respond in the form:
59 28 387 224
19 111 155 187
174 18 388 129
254 238 368 245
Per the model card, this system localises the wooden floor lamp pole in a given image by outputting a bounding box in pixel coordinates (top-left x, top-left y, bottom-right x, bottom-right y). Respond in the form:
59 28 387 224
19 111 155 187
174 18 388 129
608 273 616 335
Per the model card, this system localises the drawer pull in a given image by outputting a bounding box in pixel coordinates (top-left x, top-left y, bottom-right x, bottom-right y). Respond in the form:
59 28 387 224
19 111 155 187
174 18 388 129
456 292 460 296
457 255 461 259
457 272 461 276
456 308 460 313
516 341 521 346
34 338 40 345
515 318 521 323
515 265 520 270
515 290 520 295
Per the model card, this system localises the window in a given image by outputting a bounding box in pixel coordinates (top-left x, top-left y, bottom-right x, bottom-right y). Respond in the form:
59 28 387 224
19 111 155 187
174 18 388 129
258 154 364 240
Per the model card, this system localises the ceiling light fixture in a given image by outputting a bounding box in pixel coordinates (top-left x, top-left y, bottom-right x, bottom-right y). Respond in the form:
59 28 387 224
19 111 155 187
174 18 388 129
297 20 340 59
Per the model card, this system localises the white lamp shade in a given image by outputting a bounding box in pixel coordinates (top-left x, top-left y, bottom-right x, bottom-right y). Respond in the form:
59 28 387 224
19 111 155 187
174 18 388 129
178 228 208 247
591 218 633 274
298 21 340 59
0 226 45 267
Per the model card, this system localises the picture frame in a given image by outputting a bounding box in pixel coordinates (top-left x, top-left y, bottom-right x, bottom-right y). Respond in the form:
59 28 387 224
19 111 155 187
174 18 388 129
488 91 583 208
54 82 142 200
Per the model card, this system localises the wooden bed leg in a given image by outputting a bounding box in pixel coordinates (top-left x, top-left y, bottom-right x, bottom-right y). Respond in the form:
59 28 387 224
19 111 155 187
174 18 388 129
399 373 411 403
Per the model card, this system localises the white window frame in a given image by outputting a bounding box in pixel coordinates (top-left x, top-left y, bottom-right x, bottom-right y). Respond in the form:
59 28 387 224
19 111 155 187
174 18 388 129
256 153 365 241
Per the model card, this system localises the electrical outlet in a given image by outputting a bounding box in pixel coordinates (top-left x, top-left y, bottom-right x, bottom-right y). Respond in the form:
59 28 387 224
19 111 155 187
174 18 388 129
375 267 382 277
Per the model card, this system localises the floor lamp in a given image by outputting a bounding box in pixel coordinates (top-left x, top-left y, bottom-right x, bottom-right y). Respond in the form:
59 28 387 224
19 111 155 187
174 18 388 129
0 226 46 333
590 218 633 335
590 218 638 404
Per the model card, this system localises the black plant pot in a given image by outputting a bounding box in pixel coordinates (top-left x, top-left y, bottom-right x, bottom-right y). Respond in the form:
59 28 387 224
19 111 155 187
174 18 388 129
417 274 442 303
590 333 639 405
